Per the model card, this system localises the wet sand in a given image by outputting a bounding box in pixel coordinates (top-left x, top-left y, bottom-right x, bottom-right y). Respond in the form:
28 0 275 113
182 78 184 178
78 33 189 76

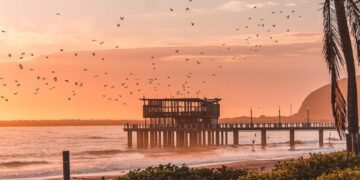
48 158 293 180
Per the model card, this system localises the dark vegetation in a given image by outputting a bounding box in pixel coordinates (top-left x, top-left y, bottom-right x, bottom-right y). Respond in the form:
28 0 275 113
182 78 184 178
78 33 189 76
118 152 360 180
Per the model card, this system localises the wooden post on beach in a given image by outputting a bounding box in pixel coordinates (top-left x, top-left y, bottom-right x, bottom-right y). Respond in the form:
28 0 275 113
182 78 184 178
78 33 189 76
63 151 70 180
261 129 266 147
290 129 295 147
319 129 324 147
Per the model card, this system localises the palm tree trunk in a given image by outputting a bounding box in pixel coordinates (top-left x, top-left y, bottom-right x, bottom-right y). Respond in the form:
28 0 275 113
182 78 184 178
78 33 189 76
334 0 359 154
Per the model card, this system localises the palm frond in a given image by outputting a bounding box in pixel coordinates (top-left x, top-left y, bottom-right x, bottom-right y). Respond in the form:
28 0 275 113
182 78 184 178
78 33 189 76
323 0 347 139
331 70 347 139
346 0 360 62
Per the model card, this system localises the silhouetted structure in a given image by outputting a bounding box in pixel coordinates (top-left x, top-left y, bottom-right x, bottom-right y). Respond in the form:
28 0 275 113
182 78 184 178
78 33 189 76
124 97 336 149
142 98 221 126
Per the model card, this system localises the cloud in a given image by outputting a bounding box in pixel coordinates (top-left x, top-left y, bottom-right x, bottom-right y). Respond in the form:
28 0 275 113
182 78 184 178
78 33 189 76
219 1 278 12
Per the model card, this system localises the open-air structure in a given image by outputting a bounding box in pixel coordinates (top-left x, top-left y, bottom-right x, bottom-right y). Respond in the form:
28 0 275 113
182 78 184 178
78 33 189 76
124 97 337 149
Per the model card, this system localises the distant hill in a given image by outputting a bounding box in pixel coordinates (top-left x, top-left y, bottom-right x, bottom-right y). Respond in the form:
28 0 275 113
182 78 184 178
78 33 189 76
293 76 360 122
221 76 360 123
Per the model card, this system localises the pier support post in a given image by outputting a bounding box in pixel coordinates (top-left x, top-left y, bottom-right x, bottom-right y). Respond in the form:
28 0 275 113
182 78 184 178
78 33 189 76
163 131 168 148
136 131 140 148
212 131 216 145
189 132 195 147
144 131 149 148
186 132 190 147
127 131 132 148
202 131 206 146
154 131 158 147
197 131 201 146
63 151 70 180
181 131 186 147
220 131 224 145
290 129 295 147
225 131 228 145
216 131 220 145
233 130 239 145
182 132 186 147
319 129 324 147
208 131 212 146
159 131 162 147
150 131 155 148
261 129 266 147
176 131 181 147
170 131 175 147
138 131 144 148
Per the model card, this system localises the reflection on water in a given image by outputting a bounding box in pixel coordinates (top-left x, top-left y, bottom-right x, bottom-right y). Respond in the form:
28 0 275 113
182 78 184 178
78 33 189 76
0 126 345 179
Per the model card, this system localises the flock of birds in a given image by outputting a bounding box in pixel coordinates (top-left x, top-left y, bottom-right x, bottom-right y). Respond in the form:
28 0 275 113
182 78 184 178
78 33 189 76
0 1 303 107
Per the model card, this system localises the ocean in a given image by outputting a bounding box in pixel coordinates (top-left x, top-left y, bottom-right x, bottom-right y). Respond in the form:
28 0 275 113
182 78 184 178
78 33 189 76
0 126 345 179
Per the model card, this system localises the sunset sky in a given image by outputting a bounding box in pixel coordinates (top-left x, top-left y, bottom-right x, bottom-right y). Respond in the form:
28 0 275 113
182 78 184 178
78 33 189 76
0 0 352 120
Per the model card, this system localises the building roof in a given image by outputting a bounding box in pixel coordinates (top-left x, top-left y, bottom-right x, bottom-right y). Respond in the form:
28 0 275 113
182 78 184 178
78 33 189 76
140 97 221 103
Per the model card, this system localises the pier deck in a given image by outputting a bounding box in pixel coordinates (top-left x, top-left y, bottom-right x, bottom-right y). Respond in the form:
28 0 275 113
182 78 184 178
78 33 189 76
124 122 336 148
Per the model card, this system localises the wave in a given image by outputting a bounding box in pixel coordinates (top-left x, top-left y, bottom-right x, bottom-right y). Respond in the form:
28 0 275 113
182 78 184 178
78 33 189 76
80 149 132 156
86 136 109 139
0 160 48 168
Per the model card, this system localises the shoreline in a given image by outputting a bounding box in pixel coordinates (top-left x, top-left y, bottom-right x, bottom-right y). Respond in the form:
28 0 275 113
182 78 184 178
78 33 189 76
45 157 296 180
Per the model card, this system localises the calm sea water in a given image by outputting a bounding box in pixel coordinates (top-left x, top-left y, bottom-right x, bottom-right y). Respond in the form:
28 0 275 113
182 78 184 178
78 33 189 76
0 126 345 179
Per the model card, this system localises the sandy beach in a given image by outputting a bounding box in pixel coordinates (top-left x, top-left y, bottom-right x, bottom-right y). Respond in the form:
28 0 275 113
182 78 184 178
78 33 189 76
48 158 293 180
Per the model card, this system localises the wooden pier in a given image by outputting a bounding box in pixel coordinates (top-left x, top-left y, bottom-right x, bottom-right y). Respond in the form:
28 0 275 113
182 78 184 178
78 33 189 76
124 122 336 148
124 97 337 149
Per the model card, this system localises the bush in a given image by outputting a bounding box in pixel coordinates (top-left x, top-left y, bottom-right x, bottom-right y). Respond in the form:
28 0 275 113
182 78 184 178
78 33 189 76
118 152 360 180
117 163 247 180
239 152 360 180
318 168 360 180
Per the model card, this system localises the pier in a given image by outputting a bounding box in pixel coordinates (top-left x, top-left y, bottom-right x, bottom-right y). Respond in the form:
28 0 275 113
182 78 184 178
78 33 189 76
123 97 336 148
124 122 335 148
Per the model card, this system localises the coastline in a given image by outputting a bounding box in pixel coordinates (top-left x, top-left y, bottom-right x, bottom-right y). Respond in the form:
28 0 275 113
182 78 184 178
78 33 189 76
46 157 296 180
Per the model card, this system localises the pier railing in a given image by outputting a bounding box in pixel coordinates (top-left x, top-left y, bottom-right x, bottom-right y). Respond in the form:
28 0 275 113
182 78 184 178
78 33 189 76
124 122 336 130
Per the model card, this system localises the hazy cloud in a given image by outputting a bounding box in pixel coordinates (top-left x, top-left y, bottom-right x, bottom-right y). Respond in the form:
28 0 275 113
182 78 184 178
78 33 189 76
219 1 278 12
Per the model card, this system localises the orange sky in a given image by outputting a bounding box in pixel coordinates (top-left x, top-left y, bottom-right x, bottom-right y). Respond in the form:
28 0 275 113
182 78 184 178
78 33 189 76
0 0 353 120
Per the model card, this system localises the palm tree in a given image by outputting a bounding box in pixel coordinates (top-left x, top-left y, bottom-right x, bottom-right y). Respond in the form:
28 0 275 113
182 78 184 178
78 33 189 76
323 0 360 153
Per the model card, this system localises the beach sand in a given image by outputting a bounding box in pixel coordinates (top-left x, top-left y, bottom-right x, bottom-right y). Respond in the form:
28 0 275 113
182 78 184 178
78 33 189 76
48 158 293 180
